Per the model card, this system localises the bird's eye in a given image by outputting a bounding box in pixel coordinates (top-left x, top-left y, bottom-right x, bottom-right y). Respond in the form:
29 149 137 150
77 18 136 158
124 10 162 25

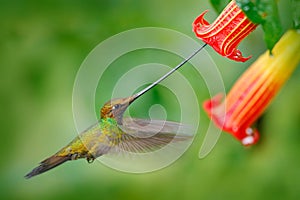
112 104 120 110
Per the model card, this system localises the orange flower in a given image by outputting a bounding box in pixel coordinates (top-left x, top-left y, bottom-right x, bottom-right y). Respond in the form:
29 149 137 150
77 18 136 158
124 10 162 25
203 30 300 145
193 0 258 62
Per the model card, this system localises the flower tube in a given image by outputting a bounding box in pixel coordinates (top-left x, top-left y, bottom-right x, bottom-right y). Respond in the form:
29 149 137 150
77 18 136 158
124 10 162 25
193 0 258 62
203 30 300 146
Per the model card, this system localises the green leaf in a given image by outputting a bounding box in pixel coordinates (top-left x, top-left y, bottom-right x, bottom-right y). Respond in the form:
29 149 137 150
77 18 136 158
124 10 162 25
292 0 300 29
236 0 283 52
210 0 231 13
235 0 264 24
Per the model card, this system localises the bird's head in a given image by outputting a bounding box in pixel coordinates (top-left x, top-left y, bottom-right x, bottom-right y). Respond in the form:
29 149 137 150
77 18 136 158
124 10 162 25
100 96 136 124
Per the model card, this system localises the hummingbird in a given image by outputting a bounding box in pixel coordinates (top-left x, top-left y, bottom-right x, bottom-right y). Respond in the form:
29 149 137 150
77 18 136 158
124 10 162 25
24 44 207 179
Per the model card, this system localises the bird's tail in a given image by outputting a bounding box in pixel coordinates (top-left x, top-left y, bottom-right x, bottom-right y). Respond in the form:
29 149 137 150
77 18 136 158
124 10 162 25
25 154 72 179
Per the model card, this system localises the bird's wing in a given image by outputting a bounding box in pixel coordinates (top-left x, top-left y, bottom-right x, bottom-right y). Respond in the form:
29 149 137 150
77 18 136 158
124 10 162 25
110 118 195 154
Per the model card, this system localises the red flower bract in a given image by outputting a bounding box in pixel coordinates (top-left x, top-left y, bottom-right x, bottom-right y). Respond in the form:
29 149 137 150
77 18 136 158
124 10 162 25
193 0 258 62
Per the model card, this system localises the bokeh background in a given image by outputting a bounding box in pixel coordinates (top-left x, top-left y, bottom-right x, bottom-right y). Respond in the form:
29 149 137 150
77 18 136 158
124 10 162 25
1 0 299 199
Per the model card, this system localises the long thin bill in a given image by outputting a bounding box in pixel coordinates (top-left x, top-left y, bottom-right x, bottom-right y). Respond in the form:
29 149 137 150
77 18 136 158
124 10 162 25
131 43 207 102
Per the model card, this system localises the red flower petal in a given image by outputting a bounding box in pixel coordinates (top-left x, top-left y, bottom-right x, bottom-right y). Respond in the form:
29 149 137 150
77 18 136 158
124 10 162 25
193 0 258 62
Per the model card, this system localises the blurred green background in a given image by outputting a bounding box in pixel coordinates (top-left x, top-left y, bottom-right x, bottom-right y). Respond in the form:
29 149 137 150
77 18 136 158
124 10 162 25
1 0 300 199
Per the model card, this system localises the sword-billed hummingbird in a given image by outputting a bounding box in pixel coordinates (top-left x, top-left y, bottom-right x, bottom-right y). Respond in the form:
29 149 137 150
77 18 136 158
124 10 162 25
25 44 207 179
